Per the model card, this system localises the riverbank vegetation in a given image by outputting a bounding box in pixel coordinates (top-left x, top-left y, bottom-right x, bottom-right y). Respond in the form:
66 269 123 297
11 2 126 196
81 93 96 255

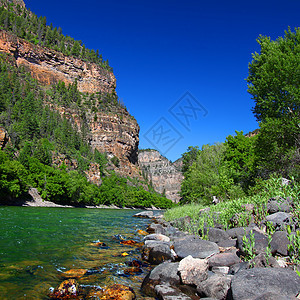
167 27 299 220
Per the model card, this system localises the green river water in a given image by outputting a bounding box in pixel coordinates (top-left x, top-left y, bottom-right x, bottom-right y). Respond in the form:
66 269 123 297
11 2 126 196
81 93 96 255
0 206 154 299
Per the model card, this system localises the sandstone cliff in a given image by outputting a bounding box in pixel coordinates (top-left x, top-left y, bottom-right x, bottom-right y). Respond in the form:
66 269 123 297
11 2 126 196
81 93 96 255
0 30 116 94
138 150 184 203
0 29 140 178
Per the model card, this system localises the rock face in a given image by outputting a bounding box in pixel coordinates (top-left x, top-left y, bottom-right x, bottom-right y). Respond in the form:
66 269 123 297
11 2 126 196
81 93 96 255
90 111 140 177
0 127 9 149
0 30 115 94
138 150 184 202
0 29 140 178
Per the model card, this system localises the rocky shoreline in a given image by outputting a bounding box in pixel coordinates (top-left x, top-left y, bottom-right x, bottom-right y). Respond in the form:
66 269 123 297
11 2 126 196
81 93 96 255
136 200 300 300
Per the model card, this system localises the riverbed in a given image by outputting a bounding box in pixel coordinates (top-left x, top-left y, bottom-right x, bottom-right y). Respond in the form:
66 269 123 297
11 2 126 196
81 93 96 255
0 206 153 299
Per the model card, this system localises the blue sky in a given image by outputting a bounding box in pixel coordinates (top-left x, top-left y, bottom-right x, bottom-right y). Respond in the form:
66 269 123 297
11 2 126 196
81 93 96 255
25 0 300 161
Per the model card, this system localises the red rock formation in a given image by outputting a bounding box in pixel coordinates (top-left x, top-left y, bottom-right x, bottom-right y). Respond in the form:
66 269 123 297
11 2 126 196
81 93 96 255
0 29 141 178
0 30 116 94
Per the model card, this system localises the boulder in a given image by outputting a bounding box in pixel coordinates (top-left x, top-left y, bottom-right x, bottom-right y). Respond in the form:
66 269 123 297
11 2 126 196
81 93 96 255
237 230 268 255
208 253 240 268
142 241 172 264
173 235 219 259
265 212 292 230
217 239 237 248
249 253 280 268
141 262 180 297
254 292 297 300
146 223 167 235
197 274 233 299
155 284 193 300
199 227 230 244
211 266 229 275
270 231 290 256
267 198 291 214
226 227 252 239
231 267 300 300
133 211 154 218
178 255 208 285
228 262 249 275
144 233 170 243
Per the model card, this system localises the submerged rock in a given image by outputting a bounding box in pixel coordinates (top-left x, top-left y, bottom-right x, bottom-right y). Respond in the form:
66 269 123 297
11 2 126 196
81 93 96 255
101 284 136 300
49 279 79 299
61 269 87 279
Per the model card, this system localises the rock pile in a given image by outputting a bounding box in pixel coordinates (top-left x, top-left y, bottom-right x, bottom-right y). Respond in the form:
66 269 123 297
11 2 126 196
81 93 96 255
137 197 300 300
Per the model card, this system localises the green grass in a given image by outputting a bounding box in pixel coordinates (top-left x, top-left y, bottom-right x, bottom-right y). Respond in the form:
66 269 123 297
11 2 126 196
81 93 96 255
164 175 299 234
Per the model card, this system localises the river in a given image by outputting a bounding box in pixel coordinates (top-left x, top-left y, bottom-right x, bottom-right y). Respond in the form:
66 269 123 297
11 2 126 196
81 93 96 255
0 206 153 299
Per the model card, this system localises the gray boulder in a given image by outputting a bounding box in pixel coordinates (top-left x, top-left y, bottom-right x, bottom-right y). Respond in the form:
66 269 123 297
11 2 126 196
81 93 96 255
265 212 293 230
197 274 233 300
254 292 297 300
155 284 193 300
144 233 170 243
249 252 280 268
146 223 167 235
231 267 300 300
173 235 219 259
142 240 172 264
270 231 290 256
237 230 268 255
267 198 291 214
141 262 180 297
229 262 249 275
200 227 230 244
208 252 240 268
226 227 252 239
217 239 237 248
133 211 154 218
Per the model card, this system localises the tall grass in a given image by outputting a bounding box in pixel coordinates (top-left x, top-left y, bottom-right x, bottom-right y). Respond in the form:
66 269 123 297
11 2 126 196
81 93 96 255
164 175 299 233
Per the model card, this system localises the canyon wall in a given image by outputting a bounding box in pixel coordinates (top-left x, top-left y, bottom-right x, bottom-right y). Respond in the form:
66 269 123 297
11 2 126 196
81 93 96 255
0 29 140 177
138 150 183 203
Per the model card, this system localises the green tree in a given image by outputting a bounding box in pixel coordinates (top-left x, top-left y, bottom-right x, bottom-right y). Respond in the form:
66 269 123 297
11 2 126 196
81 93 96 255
181 146 200 174
247 27 300 122
247 27 300 179
224 131 257 189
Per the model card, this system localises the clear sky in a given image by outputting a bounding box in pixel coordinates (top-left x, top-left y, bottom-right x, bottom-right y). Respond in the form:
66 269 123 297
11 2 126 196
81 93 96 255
25 0 300 161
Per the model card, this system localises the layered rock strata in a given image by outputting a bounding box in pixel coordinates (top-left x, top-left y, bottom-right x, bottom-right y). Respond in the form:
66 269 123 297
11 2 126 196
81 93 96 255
0 29 140 178
0 30 116 94
138 150 183 202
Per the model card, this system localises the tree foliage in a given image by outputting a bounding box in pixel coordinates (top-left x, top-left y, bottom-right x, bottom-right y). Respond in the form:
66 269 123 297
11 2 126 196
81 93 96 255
247 27 300 123
180 28 300 205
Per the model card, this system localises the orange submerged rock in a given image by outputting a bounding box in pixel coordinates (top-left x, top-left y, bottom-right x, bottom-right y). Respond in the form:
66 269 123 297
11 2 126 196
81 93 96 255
101 284 136 300
62 269 87 279
137 229 148 236
120 240 137 246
